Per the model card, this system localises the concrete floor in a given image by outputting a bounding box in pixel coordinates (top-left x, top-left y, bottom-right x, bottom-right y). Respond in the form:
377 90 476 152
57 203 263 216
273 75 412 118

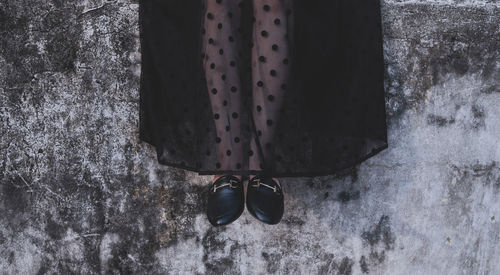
1 0 499 274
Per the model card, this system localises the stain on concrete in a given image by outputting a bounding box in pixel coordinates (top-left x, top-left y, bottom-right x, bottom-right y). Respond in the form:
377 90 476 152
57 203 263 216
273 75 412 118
45 24 80 73
338 256 354 275
45 216 66 240
262 252 281 273
201 227 245 274
157 183 208 247
470 103 486 130
359 255 369 273
337 190 361 202
382 4 499 115
361 215 395 250
426 114 456 127
281 215 306 226
480 84 499 94
359 215 396 271
315 253 336 274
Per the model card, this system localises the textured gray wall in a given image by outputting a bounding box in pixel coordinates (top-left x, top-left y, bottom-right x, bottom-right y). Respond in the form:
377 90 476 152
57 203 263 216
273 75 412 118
1 0 499 274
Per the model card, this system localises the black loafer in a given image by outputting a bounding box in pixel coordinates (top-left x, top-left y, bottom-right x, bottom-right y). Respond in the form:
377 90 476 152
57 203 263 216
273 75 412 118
246 176 284 225
207 175 245 226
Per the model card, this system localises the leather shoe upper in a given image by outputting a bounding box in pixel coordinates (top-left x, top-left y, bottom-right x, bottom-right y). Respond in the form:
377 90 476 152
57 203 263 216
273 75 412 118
207 175 245 226
246 176 284 225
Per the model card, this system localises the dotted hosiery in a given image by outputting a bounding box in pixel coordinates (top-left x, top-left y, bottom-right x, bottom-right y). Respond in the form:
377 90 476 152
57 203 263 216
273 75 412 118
202 0 245 171
249 0 293 171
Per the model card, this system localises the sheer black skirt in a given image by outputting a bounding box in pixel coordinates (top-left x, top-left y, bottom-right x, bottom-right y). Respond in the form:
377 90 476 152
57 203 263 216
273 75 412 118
138 0 388 177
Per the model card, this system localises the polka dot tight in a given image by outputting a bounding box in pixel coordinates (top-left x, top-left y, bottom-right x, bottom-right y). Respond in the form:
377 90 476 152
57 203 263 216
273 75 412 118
249 0 293 171
202 0 245 171
202 0 293 173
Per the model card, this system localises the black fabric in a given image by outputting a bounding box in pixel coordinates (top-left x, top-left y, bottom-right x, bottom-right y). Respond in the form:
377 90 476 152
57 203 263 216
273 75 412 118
138 0 388 177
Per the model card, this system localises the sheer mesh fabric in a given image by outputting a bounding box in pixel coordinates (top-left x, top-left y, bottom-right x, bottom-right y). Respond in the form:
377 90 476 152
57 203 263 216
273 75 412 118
138 0 388 177
201 0 293 173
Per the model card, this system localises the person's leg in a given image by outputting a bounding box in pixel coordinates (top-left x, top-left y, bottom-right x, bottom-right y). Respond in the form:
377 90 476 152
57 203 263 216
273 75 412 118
202 0 246 180
249 0 293 182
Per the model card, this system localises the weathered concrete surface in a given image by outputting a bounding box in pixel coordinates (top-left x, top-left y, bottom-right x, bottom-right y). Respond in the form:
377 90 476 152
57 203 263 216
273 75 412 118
0 0 499 274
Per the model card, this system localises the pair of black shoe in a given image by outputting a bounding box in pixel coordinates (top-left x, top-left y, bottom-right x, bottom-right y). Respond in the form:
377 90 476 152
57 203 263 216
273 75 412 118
207 175 284 226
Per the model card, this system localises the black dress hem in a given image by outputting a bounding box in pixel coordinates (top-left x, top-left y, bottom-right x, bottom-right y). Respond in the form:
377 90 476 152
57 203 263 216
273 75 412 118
139 137 388 178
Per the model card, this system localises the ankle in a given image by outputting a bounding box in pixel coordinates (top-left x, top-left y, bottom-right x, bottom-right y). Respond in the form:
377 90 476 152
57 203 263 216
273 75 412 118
213 174 242 182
